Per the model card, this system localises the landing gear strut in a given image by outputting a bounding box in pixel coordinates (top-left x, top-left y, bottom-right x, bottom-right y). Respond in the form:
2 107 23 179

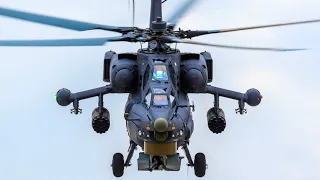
182 141 207 177
111 141 137 177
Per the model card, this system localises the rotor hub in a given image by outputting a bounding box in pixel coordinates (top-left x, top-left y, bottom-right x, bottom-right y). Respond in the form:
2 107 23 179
151 17 167 34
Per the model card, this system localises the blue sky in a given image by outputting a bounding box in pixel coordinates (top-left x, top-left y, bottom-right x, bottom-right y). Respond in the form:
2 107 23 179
0 0 320 179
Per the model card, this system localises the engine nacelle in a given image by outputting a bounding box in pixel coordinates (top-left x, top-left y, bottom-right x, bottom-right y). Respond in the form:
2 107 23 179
207 107 226 134
103 51 138 92
180 52 213 93
92 107 110 134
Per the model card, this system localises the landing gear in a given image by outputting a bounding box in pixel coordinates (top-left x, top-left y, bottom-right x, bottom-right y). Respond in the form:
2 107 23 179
182 141 207 177
111 141 137 177
194 153 206 177
112 153 124 177
112 141 206 177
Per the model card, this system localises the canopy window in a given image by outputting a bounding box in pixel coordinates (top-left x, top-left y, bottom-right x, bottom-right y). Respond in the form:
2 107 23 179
152 64 168 81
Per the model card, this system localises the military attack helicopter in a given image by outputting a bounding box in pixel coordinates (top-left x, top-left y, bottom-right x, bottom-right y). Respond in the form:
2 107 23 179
1 0 320 178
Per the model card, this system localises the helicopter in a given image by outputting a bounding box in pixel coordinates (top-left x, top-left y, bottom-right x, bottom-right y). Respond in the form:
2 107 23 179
1 0 320 178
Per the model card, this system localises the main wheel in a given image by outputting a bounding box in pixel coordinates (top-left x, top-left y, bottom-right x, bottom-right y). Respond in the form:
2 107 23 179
112 153 124 177
194 153 206 177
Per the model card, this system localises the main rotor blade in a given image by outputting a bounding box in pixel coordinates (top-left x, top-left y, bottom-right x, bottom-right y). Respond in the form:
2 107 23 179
166 0 200 29
185 19 320 38
167 37 306 52
0 36 127 46
0 6 135 33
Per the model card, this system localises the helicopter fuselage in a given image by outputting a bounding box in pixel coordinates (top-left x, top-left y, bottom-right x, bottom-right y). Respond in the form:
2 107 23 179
103 47 213 155
98 47 214 171
56 45 261 173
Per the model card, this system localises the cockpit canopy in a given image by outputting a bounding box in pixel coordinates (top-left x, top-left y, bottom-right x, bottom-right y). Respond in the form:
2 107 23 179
152 64 168 81
145 88 174 107
144 63 176 108
153 95 168 106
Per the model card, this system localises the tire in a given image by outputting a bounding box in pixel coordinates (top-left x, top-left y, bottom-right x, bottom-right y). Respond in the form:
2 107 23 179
112 153 124 177
194 153 206 177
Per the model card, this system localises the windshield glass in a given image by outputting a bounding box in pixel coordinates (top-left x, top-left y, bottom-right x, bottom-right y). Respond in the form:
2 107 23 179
153 95 168 106
152 64 168 81
153 88 166 94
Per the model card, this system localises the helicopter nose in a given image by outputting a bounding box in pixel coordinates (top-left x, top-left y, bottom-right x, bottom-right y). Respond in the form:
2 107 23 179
154 118 168 132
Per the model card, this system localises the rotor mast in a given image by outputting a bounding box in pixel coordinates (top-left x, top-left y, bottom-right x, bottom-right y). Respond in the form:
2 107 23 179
149 0 163 28
148 0 168 51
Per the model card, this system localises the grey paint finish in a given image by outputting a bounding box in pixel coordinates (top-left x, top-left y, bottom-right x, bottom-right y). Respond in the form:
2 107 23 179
55 45 262 177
